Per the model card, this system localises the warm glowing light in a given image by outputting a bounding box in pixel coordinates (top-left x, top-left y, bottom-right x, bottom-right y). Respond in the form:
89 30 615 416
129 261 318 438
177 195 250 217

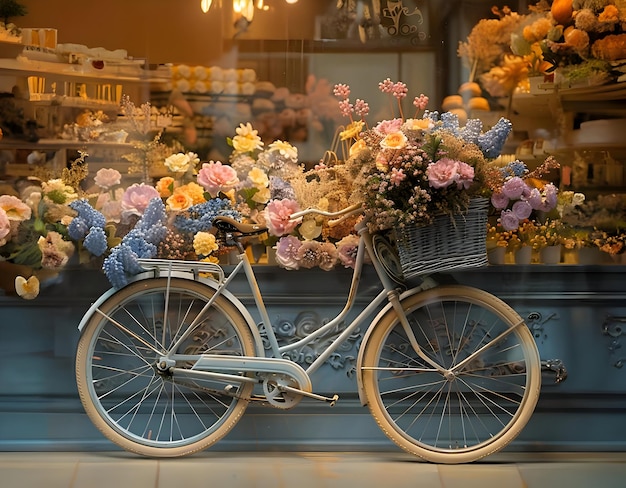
285 0 298 3
200 0 212 13
234 0 255 21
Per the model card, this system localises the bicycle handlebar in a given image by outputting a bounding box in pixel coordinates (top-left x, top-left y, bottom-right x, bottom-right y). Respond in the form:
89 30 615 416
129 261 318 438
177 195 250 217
289 203 363 226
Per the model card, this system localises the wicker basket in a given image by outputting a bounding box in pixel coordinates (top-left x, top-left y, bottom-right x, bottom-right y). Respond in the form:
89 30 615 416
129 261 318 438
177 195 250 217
395 198 489 279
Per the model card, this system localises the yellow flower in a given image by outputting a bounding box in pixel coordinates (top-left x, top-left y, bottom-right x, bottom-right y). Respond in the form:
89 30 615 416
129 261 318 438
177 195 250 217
375 153 389 172
251 186 271 204
248 167 269 189
340 121 364 141
193 231 218 256
223 188 236 203
406 118 433 131
15 275 40 300
480 54 529 97
166 192 193 211
164 152 198 173
380 131 407 150
232 122 264 153
156 176 176 198
177 182 205 205
349 138 367 157
198 255 220 277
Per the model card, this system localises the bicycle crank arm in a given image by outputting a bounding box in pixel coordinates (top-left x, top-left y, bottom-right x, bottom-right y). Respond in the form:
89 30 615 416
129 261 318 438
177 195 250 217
277 384 339 406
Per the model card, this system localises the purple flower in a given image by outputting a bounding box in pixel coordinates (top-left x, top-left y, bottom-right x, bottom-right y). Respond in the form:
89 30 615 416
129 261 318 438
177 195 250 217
491 192 509 210
501 177 527 199
526 187 543 209
543 183 558 210
500 209 520 231
512 200 532 220
275 235 302 270
121 183 160 219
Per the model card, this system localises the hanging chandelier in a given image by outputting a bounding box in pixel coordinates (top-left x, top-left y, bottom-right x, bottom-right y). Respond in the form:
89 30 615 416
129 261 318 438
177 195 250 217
200 0 297 20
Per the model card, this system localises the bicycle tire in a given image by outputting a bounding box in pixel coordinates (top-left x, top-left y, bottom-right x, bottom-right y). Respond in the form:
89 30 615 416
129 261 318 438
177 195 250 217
360 285 540 464
75 278 256 457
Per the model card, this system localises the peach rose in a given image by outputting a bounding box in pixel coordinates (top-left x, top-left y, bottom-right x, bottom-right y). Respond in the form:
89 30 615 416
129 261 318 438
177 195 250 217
166 192 194 211
380 131 407 150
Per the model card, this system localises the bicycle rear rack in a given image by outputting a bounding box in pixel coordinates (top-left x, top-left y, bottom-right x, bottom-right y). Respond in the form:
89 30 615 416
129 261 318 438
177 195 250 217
137 258 225 284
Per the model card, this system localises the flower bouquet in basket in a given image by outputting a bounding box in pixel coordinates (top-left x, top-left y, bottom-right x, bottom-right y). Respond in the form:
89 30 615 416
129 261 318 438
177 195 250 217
333 79 559 278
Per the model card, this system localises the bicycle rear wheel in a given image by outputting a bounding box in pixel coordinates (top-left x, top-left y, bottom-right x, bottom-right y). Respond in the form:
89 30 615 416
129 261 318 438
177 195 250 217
76 278 255 457
360 285 540 464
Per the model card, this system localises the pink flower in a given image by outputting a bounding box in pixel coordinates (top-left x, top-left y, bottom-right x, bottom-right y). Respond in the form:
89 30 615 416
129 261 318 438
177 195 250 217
0 207 10 246
413 94 429 111
455 162 475 189
501 177 527 199
0 194 31 221
121 183 160 218
390 168 406 186
94 168 122 190
296 240 321 269
336 234 360 268
491 192 509 210
197 161 239 197
375 118 403 135
318 242 339 271
500 209 520 231
264 199 301 237
275 235 302 270
426 158 459 189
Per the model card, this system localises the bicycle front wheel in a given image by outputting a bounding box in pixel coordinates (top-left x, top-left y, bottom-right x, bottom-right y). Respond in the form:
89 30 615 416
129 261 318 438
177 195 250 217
361 285 540 464
76 278 256 457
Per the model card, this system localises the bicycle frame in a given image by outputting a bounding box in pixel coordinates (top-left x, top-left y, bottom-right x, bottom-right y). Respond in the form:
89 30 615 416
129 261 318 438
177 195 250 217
77 209 446 405
158 218 400 379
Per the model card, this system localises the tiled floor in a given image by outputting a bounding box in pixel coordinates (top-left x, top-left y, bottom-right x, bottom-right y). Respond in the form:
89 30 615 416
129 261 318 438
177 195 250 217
1 451 625 488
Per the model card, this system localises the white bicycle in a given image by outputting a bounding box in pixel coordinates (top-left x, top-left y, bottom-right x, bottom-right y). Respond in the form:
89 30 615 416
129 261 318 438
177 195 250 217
75 204 543 463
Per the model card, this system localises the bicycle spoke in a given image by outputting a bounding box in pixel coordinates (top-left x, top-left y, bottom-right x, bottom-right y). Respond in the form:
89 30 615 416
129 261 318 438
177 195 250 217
361 286 540 463
76 278 255 455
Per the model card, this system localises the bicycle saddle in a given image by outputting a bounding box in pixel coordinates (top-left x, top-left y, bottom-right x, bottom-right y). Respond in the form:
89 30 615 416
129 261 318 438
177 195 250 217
213 216 268 236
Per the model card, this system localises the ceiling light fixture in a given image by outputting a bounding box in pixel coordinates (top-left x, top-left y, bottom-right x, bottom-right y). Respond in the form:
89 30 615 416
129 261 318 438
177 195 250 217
200 0 212 13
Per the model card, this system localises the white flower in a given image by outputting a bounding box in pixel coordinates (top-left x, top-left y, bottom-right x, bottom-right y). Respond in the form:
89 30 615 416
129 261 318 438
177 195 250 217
268 140 298 161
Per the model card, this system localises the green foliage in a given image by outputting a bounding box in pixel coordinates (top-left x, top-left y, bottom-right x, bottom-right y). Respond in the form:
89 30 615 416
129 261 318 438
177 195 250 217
0 0 27 25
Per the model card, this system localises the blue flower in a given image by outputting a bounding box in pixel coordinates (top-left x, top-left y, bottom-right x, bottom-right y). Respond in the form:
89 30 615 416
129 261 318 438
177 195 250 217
270 176 296 201
69 199 106 229
84 227 108 256
458 119 483 144
440 112 460 134
477 117 512 158
102 198 167 288
500 160 528 179
174 198 240 234
67 217 89 240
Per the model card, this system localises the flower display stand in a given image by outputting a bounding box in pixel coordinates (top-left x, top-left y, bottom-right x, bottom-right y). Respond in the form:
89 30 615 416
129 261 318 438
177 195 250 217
2 265 626 453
